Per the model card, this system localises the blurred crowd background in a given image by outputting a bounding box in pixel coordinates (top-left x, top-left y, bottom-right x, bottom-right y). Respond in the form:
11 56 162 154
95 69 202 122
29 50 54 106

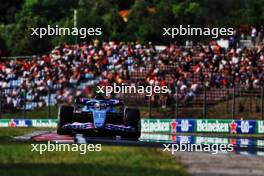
0 0 263 119
0 35 263 119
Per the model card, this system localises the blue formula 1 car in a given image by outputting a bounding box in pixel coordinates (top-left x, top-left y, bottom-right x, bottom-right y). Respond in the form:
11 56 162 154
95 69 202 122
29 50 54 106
57 96 141 139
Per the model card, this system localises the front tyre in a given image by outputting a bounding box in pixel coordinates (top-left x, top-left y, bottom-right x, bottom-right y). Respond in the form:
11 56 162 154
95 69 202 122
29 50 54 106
57 105 74 135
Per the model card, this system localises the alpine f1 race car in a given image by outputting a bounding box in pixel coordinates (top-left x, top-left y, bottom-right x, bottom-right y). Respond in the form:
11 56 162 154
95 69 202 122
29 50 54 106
57 96 141 139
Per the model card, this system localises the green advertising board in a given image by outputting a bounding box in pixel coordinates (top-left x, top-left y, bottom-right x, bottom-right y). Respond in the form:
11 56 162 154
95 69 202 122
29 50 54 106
195 119 231 133
141 118 264 134
0 119 58 128
257 121 264 134
141 119 173 133
1 118 264 135
0 119 11 127
31 119 58 127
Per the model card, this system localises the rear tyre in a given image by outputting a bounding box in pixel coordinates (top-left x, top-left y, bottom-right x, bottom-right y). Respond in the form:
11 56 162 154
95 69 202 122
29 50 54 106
57 105 74 135
123 108 141 139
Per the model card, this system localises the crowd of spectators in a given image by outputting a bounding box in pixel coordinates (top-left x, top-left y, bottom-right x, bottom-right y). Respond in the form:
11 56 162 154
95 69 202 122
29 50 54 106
0 36 263 111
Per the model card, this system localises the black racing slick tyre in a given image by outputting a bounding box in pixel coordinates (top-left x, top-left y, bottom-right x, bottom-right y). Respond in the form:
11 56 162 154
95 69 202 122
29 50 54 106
57 105 74 135
123 108 141 139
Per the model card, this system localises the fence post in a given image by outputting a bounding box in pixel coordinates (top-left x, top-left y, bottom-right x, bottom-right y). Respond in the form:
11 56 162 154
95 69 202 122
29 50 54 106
48 87 51 119
149 95 151 118
203 84 207 119
232 86 236 119
226 88 229 113
23 89 27 119
175 86 178 119
261 84 264 120
250 89 252 112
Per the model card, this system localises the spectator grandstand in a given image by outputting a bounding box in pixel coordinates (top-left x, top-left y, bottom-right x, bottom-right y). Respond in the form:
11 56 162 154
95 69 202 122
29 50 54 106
0 39 263 118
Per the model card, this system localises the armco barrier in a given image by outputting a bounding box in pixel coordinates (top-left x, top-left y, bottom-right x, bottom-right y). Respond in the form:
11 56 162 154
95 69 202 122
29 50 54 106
141 119 196 133
0 119 58 128
1 118 264 135
141 119 264 134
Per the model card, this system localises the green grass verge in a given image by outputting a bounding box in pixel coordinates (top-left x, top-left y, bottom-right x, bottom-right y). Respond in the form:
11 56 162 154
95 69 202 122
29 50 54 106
0 128 187 176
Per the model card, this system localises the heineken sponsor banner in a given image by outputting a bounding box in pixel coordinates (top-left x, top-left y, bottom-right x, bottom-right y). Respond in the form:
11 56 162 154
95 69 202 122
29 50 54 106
194 119 261 134
0 119 58 128
141 119 195 133
234 120 256 134
13 119 31 127
257 121 264 134
0 119 31 127
196 119 257 134
141 119 264 134
196 119 231 133
176 119 195 133
0 119 11 127
141 119 172 133
31 119 58 128
0 118 263 134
